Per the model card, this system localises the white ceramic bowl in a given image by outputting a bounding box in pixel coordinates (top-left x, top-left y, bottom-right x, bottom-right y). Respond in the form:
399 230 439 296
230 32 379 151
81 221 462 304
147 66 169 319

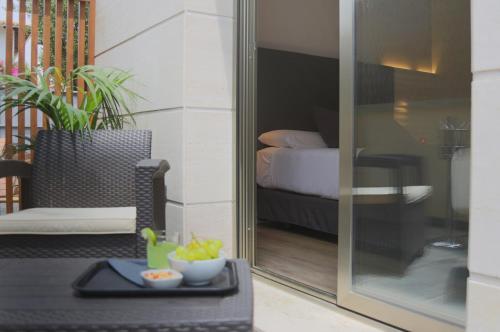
140 269 183 289
168 251 226 286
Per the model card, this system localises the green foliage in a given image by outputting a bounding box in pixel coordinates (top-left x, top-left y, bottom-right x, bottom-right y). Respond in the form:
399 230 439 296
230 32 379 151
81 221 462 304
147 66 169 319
0 65 140 134
73 65 139 130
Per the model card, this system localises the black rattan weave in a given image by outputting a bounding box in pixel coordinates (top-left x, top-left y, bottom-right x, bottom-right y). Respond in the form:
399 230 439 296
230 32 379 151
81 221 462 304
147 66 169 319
32 130 151 208
0 130 169 258
0 258 253 332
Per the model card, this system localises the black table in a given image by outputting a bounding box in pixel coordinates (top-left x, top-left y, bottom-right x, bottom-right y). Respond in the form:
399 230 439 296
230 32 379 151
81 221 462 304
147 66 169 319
0 258 253 332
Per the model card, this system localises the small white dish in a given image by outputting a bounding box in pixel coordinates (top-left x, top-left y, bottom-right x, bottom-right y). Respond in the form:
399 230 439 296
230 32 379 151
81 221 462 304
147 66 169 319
140 269 183 289
168 251 226 286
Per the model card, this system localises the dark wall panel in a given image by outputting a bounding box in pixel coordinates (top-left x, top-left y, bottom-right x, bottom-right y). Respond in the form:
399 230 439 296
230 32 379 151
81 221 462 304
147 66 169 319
257 48 339 135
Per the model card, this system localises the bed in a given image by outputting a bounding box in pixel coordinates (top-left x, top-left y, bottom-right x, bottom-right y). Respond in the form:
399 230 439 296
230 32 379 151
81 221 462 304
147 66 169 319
256 47 343 236
255 48 395 237
256 146 432 238
256 47 429 269
257 147 340 235
257 147 340 200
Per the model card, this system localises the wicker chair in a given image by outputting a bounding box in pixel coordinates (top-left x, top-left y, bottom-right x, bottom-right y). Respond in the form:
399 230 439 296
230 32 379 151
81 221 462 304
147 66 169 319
0 130 169 258
354 154 426 273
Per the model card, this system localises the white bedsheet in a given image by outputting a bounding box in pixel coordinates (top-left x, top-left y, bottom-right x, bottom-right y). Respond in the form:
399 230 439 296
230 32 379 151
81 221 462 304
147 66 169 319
256 147 340 199
256 147 433 203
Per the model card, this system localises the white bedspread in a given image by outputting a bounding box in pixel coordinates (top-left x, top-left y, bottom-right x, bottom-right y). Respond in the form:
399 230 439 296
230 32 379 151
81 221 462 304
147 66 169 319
256 147 340 199
256 147 433 203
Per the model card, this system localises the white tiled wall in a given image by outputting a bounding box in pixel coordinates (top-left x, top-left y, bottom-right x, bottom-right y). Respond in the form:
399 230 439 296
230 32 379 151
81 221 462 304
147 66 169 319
166 202 184 240
184 0 234 18
471 0 500 73
95 0 184 55
96 14 185 113
182 5 236 255
467 0 500 330
184 12 235 109
95 0 236 256
184 202 235 256
184 109 234 204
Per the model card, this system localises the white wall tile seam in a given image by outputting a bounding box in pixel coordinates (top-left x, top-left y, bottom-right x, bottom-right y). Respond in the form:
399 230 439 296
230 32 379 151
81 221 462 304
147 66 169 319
472 70 500 81
133 107 184 116
185 9 235 20
185 200 234 207
95 10 185 58
470 0 477 72
181 10 188 236
181 104 187 221
185 106 235 112
468 273 500 287
230 7 238 255
167 200 184 207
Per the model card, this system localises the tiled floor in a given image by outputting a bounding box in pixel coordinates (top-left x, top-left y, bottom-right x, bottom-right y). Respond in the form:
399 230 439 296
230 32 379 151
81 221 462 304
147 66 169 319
253 277 398 332
354 245 467 321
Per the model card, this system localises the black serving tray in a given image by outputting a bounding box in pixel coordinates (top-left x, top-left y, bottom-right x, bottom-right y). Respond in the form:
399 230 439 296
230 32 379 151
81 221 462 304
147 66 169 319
72 260 238 297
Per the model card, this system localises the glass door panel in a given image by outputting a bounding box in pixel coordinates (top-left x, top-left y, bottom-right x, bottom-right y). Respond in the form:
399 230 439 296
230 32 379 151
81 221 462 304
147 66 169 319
252 0 339 296
338 0 470 330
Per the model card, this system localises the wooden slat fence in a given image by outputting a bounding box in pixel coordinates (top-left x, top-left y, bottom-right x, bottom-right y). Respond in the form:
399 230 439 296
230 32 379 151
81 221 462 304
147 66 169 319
1 0 95 213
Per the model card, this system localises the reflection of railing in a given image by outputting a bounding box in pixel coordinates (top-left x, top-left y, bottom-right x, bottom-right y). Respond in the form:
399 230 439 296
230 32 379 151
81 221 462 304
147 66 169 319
440 128 470 159
434 127 470 249
2 0 95 214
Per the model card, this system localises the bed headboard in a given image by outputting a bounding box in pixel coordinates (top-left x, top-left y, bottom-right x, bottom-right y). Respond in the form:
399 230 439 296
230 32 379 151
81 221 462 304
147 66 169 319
256 47 395 136
257 48 339 136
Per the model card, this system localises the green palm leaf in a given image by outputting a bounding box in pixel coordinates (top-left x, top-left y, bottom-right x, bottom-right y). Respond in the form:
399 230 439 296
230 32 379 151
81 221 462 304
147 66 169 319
0 65 140 138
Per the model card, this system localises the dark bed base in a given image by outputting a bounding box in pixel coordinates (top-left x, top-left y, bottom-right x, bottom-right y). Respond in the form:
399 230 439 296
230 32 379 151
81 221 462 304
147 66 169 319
257 186 339 235
257 186 426 272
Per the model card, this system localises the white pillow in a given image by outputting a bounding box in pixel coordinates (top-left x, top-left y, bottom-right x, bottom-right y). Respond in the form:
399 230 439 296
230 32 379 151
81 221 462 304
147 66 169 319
258 130 327 149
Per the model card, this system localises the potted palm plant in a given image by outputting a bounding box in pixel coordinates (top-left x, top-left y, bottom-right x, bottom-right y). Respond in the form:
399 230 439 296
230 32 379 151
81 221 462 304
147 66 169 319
0 65 139 139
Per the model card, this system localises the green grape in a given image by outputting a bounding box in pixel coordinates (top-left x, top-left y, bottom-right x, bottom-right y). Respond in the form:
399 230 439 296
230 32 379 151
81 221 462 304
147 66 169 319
187 241 200 250
192 248 205 260
201 248 211 260
175 246 188 260
186 251 197 261
174 235 224 261
206 243 219 258
191 248 201 260
213 240 223 250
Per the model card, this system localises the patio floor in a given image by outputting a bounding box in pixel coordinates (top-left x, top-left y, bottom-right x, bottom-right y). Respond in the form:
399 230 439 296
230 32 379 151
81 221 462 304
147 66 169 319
253 277 398 332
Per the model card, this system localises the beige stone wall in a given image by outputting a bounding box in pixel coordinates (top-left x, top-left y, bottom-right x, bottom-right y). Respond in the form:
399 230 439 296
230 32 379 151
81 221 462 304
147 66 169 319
95 0 236 256
467 0 500 330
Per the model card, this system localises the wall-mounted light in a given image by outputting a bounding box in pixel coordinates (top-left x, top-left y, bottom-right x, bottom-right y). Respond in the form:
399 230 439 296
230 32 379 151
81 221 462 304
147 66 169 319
393 100 409 127
382 60 436 74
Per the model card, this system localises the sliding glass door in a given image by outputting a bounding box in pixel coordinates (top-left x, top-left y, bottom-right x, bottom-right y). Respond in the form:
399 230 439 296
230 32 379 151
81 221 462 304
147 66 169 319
338 0 470 330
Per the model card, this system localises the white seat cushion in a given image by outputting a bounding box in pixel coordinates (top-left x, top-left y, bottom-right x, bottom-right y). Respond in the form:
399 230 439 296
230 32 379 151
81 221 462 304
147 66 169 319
353 185 433 204
0 207 136 235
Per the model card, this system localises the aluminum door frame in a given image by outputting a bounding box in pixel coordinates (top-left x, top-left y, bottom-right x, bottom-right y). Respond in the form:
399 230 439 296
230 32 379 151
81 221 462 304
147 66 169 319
236 0 338 302
336 1 465 330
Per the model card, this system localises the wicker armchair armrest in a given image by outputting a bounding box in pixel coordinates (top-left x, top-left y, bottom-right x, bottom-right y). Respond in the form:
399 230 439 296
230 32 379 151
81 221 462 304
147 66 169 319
355 154 423 189
0 160 31 178
135 159 170 257
0 160 32 209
